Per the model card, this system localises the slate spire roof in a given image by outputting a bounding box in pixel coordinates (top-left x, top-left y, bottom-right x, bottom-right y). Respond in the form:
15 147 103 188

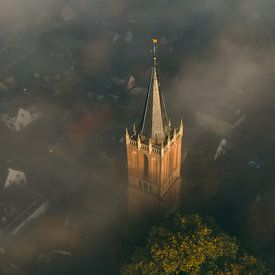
140 39 169 142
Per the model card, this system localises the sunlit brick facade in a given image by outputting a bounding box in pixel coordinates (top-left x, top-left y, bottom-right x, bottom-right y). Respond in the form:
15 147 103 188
125 40 183 218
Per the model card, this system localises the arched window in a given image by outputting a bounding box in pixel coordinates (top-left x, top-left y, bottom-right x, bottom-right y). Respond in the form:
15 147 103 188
151 157 158 184
169 150 174 176
175 144 178 169
143 155 149 180
132 151 138 175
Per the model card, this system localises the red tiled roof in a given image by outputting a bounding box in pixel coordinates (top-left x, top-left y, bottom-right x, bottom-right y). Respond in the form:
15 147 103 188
69 107 115 144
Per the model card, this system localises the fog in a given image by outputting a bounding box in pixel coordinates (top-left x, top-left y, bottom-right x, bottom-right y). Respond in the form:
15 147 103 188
0 0 274 274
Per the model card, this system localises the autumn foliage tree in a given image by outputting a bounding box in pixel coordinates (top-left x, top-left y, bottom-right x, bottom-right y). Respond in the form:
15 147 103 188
121 214 269 274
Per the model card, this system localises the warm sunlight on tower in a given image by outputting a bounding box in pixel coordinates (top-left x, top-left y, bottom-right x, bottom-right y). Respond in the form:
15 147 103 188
125 39 183 219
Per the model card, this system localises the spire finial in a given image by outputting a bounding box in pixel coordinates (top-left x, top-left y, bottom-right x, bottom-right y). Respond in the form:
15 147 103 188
152 38 158 66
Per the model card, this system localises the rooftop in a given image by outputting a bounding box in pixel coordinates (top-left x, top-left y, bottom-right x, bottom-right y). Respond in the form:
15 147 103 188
0 185 47 234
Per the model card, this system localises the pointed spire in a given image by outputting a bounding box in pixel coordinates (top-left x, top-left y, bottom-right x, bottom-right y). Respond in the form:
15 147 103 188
125 128 130 144
168 118 171 127
133 124 136 134
167 134 171 149
148 138 152 154
140 38 169 142
179 119 183 136
137 134 141 149
161 141 164 158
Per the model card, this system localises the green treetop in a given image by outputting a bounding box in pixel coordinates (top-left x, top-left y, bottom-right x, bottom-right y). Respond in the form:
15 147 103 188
121 214 269 275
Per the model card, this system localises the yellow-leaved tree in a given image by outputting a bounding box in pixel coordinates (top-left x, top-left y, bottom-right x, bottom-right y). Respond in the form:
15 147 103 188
121 214 269 275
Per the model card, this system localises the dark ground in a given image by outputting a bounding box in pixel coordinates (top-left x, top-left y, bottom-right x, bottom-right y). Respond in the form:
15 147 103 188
0 1 275 274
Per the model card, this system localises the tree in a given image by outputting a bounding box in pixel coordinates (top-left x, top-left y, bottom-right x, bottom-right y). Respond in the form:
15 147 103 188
121 214 269 274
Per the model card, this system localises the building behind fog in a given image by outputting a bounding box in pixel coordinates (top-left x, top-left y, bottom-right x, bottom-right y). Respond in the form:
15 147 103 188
0 168 48 235
125 40 183 218
0 107 41 131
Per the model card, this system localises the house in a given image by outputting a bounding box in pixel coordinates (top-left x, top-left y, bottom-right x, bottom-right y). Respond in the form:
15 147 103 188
126 75 135 91
69 106 116 145
0 168 48 235
195 111 245 137
1 107 41 131
60 6 77 21
4 168 27 189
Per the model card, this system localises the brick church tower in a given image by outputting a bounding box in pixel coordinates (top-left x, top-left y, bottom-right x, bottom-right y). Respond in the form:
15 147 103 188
125 39 183 218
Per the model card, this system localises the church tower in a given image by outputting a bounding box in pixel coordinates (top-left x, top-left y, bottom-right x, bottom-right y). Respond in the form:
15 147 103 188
125 39 183 218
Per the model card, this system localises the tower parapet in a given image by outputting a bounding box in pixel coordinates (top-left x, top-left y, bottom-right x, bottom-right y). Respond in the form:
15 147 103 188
127 123 183 156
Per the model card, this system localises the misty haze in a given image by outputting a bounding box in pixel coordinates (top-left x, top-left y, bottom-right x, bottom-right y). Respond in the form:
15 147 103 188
0 0 274 274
